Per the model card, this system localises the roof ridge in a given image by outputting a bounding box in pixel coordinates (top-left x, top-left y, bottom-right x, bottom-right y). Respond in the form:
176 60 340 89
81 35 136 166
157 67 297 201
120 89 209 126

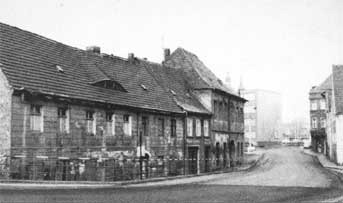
0 22 83 52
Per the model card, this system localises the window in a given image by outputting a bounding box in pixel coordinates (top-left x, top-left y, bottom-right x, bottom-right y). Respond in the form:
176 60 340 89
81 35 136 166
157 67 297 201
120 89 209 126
30 104 43 132
93 80 126 92
86 111 96 135
106 112 115 136
320 99 326 110
157 118 164 136
58 107 69 133
142 116 148 136
123 115 132 136
320 117 326 128
204 120 209 137
192 118 196 137
171 119 176 137
187 118 193 137
311 117 318 129
196 119 201 137
310 100 318 110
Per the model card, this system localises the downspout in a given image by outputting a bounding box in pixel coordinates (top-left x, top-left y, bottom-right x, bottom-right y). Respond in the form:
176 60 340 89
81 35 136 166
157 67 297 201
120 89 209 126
183 110 188 175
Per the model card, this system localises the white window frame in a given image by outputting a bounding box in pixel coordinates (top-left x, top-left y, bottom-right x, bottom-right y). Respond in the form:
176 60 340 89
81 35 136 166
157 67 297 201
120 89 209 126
86 111 96 135
311 100 318 111
187 118 193 137
196 119 201 137
106 113 116 136
123 115 132 136
311 117 318 129
204 120 209 137
58 108 70 133
30 104 44 132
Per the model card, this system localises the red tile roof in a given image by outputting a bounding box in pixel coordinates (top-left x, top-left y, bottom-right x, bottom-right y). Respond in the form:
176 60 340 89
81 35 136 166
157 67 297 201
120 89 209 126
0 22 183 114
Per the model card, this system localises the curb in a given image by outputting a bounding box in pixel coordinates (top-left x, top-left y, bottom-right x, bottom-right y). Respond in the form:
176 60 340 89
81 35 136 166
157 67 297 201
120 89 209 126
302 150 343 186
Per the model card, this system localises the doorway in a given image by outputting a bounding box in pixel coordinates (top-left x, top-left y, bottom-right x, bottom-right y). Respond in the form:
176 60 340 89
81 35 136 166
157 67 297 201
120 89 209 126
188 147 198 174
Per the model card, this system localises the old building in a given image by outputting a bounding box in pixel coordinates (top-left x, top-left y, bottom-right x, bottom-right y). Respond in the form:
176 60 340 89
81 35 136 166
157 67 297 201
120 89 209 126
163 48 246 168
0 23 245 180
0 22 191 180
240 89 282 146
323 65 343 164
309 75 332 154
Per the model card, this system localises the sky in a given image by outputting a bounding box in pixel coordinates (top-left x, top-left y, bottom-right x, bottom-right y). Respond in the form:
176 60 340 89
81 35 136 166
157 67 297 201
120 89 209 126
1 0 342 123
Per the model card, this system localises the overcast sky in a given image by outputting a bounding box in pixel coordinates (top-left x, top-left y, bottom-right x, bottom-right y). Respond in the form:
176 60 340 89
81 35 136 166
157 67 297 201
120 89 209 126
1 0 342 123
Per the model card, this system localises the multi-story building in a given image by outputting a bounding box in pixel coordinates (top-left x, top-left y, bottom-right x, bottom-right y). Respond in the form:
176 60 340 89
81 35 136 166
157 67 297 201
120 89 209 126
0 22 245 180
240 89 282 146
309 75 332 153
322 65 343 165
163 48 246 168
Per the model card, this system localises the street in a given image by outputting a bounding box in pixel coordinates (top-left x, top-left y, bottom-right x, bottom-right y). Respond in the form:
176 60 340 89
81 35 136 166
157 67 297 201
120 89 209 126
0 147 342 203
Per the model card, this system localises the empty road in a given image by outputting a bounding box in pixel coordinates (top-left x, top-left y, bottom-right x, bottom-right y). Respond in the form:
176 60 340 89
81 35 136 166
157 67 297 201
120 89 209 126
0 147 342 203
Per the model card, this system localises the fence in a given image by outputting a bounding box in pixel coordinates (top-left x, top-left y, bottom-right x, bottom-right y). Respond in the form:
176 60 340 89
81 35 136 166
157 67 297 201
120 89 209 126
0 154 242 182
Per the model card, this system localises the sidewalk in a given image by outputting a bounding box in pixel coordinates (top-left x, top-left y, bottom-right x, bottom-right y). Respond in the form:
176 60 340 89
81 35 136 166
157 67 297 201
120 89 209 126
303 148 343 174
0 151 264 189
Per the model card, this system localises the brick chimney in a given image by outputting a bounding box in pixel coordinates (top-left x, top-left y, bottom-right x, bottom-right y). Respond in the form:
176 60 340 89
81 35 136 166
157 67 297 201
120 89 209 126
86 46 101 54
164 48 170 61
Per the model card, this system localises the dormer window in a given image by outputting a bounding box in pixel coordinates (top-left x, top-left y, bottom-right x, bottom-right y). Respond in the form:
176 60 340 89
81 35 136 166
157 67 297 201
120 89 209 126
92 80 126 92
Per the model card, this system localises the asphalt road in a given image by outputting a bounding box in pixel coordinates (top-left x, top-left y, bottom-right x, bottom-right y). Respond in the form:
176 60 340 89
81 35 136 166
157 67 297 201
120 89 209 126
0 147 342 203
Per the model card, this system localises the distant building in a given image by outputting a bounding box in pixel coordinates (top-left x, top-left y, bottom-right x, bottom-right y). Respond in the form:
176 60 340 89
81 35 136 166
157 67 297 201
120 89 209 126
240 89 282 146
309 75 332 154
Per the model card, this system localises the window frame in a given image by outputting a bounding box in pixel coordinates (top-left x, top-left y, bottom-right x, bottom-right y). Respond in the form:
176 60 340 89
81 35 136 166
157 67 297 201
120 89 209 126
170 119 176 137
158 118 165 137
30 104 44 132
58 107 69 133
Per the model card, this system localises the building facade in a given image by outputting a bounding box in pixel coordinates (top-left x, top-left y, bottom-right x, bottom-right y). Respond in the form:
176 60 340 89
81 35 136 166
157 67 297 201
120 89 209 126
323 65 343 165
309 75 331 154
164 48 246 168
240 89 282 146
0 22 245 180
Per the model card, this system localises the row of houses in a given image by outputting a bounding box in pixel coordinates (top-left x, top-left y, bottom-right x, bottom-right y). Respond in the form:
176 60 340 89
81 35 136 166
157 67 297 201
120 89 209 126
309 65 343 165
0 22 246 181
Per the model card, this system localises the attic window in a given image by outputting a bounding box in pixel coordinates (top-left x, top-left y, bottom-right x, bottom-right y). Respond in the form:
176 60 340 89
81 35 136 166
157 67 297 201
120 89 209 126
93 80 126 92
140 84 147 91
56 65 64 73
170 90 176 95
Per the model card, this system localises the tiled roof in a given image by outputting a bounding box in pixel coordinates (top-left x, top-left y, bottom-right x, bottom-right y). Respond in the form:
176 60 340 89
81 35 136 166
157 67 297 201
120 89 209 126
332 65 343 114
164 47 244 100
0 22 183 114
142 60 211 115
310 74 332 93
